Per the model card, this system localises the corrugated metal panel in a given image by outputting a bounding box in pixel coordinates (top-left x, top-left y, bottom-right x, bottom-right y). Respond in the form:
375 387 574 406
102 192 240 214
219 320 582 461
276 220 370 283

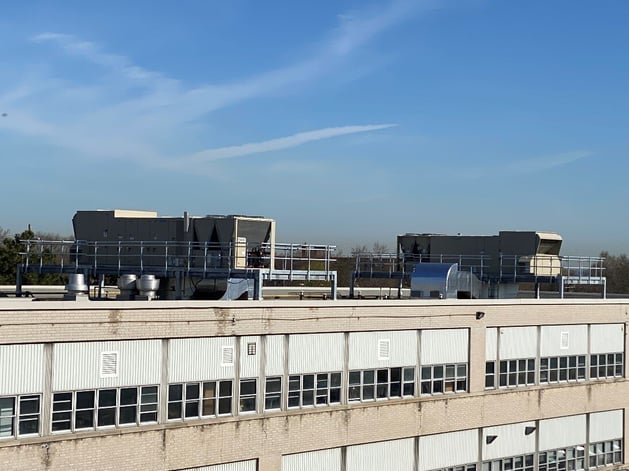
282 448 341 471
347 438 415 471
348 331 417 369
499 327 537 360
539 415 586 450
482 421 536 460
288 333 344 374
421 329 469 364
53 340 161 391
265 335 284 376
540 325 587 356
591 324 625 354
486 328 497 361
183 460 257 471
240 336 260 378
419 429 478 471
0 344 45 395
590 410 624 442
169 338 235 382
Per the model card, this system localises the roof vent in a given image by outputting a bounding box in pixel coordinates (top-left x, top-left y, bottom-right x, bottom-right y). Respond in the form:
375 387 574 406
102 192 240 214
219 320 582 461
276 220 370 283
65 273 88 299
136 275 160 300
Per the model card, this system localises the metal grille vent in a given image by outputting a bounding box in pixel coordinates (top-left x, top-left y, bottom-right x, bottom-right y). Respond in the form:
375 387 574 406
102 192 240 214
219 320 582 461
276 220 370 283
222 346 234 366
378 339 390 360
100 351 119 378
560 332 569 349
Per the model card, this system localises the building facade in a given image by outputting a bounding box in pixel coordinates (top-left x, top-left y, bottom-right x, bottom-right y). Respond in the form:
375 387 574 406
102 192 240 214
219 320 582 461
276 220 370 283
0 297 628 470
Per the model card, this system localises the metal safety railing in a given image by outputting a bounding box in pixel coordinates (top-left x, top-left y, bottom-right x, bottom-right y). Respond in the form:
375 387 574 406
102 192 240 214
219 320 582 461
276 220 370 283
353 252 605 285
19 239 336 279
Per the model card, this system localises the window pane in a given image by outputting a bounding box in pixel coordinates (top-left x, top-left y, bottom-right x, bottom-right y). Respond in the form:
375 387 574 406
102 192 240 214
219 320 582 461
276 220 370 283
75 410 94 429
119 405 137 424
202 398 216 416
99 389 117 407
18 417 39 435
168 402 182 420
120 388 137 406
185 384 199 401
218 398 231 414
19 396 40 415
141 386 158 404
240 379 256 396
219 381 232 397
76 391 95 409
266 378 281 393
169 384 183 401
98 408 116 426
331 373 342 387
303 375 314 389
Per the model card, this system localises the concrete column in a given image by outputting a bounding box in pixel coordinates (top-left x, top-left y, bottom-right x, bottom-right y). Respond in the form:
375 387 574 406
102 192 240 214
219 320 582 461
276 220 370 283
468 325 486 393
258 453 282 471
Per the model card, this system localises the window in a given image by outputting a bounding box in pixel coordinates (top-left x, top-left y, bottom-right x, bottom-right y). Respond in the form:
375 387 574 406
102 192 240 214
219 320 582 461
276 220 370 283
52 386 158 432
430 464 476 471
589 440 622 468
482 454 534 471
540 356 586 383
498 359 535 388
348 367 414 402
421 364 467 395
288 372 341 408
0 395 41 439
539 445 585 471
239 379 257 412
590 353 624 380
485 362 495 389
168 380 233 420
264 377 282 410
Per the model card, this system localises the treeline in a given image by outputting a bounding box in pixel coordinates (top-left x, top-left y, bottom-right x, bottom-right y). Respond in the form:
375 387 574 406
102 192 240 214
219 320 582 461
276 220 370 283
0 228 70 285
601 252 629 294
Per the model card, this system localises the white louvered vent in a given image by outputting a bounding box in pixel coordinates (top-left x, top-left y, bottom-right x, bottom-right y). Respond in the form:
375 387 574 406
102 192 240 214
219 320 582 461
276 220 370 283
100 351 119 378
560 332 569 349
222 346 234 366
378 339 391 360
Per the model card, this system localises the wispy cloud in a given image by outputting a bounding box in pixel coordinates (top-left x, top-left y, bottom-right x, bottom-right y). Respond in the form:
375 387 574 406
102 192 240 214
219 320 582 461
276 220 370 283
458 151 593 179
178 124 397 164
0 0 432 169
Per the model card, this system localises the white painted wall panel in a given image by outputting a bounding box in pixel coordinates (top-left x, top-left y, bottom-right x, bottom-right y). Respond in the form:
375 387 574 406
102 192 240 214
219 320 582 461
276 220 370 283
590 410 624 442
347 438 414 471
419 429 478 471
591 324 625 354
539 415 586 450
240 336 260 378
482 422 536 460
282 448 341 471
169 338 235 382
265 335 285 376
348 331 416 369
184 460 256 471
0 344 45 395
421 329 469 364
288 333 344 374
53 340 160 390
486 328 497 361
499 327 537 360
540 325 587 356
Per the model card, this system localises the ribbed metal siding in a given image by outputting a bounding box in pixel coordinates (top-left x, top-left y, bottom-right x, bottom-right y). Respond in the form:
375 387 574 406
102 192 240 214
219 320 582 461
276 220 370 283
183 460 257 471
486 328 497 361
421 329 468 365
590 410 624 442
539 415 586 450
482 421 536 460
282 448 341 471
419 429 478 471
265 335 284 376
540 325 587 356
348 331 417 369
288 333 344 374
169 338 236 382
591 324 624 354
347 438 415 471
499 327 537 360
53 340 161 391
0 344 45 395
240 336 260 378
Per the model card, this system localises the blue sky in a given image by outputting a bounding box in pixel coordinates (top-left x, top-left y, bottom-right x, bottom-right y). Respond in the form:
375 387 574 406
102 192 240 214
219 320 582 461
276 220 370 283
1 0 628 254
